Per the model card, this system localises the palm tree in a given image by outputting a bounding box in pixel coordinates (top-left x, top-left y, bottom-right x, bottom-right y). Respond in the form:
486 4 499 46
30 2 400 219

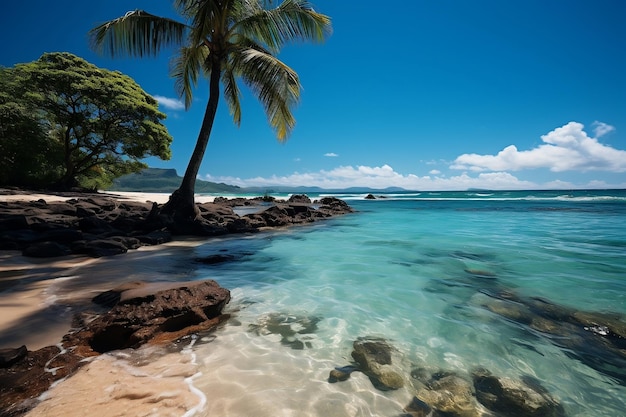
90 0 331 224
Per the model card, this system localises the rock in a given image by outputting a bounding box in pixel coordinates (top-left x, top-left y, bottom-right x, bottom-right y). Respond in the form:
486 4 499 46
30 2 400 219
403 396 435 417
351 337 404 390
72 238 128 257
413 372 480 417
288 194 312 204
0 345 85 416
65 280 231 354
365 194 376 200
22 241 72 258
0 192 352 258
328 365 359 383
249 312 321 350
472 368 565 417
0 345 27 368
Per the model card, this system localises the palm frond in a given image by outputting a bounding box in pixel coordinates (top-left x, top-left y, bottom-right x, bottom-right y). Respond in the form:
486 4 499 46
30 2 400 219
233 0 332 52
170 44 210 109
233 47 300 140
222 69 242 126
90 10 188 58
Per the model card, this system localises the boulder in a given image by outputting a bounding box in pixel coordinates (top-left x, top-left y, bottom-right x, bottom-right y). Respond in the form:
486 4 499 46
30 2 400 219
351 337 405 390
472 368 565 417
22 241 72 258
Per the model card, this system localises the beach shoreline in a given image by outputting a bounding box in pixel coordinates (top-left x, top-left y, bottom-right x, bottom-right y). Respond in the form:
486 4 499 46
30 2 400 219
0 190 218 351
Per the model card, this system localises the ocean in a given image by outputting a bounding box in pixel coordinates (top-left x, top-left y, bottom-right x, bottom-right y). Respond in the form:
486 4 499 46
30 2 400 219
35 189 626 416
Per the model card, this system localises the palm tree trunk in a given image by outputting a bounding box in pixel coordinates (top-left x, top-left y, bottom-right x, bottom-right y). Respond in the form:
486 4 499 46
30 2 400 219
162 61 222 221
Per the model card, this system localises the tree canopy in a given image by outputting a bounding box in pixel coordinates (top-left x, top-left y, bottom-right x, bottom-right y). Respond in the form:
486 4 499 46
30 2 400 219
0 52 173 189
90 0 331 222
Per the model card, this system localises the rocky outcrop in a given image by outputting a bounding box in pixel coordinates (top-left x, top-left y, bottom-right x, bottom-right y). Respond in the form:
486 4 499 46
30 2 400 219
0 280 230 417
0 193 353 258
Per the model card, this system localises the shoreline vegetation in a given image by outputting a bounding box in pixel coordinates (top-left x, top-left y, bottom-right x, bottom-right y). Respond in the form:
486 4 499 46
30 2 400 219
0 188 353 416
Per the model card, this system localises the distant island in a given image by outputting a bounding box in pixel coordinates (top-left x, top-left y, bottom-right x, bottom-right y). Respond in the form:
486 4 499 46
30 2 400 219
109 168 412 195
109 168 241 193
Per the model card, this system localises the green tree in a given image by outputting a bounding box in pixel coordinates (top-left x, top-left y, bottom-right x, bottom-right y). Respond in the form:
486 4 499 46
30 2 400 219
0 52 173 189
90 0 331 222
0 67 61 186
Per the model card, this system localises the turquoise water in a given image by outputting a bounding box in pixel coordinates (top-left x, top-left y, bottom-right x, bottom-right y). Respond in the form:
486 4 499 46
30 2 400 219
32 189 625 416
180 190 626 416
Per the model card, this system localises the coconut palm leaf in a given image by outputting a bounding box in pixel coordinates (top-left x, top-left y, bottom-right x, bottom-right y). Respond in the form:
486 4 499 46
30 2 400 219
90 10 188 58
171 45 210 109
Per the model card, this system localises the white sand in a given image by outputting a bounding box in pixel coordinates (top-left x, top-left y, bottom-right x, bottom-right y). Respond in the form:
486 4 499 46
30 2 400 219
0 190 217 204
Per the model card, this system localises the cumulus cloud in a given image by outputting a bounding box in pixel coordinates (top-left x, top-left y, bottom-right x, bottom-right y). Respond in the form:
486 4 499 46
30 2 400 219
204 165 540 191
153 95 185 111
325 152 339 157
451 121 626 173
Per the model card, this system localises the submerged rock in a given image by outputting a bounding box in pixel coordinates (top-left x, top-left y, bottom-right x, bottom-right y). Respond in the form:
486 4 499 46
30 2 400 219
472 368 565 417
249 312 321 350
351 337 405 390
475 290 626 384
408 369 483 417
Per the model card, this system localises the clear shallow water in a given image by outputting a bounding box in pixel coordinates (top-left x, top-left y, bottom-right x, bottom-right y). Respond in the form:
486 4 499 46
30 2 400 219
49 190 626 416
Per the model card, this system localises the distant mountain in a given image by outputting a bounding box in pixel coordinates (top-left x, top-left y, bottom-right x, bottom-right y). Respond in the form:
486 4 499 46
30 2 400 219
109 168 241 193
109 167 414 195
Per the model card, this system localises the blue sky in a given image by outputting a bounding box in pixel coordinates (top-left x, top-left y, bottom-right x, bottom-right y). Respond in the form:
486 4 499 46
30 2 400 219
2 0 626 190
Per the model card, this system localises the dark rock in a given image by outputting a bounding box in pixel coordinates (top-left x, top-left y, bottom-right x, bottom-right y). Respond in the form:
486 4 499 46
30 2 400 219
72 238 128 257
0 345 85 417
0 192 352 260
66 280 231 354
0 345 27 368
288 194 311 204
78 216 116 233
136 229 172 245
365 194 376 200
36 228 83 244
328 365 359 383
22 241 72 258
472 368 565 417
0 215 29 232
403 396 435 417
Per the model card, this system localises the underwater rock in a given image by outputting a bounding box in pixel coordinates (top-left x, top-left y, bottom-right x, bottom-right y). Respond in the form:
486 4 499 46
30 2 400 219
351 337 405 390
474 290 626 384
249 312 321 350
408 369 482 417
472 368 565 417
328 365 359 383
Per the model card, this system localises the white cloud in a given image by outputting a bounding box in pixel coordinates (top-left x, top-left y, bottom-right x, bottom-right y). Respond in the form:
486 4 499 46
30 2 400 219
325 152 339 157
592 121 615 138
203 165 540 191
451 121 626 173
429 169 442 175
153 95 185 111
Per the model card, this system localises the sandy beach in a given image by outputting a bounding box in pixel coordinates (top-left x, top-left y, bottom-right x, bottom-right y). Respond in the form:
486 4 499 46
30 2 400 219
0 190 219 351
0 191 226 416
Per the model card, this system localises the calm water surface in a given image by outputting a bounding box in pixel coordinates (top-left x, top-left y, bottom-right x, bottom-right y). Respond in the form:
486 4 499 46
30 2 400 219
47 190 626 416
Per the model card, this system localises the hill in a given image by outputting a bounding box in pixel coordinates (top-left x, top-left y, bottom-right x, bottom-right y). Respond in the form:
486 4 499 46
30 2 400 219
109 168 241 193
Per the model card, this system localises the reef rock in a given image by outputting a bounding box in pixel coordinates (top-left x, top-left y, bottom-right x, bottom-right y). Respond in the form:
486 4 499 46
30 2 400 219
351 337 405 390
472 368 565 417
